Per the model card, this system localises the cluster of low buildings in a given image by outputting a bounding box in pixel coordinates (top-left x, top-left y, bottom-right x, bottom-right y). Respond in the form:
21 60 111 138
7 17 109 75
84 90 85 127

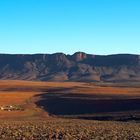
0 105 23 111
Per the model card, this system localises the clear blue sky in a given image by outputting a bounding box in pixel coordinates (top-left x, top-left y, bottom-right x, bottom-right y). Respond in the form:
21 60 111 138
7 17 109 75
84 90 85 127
0 0 140 55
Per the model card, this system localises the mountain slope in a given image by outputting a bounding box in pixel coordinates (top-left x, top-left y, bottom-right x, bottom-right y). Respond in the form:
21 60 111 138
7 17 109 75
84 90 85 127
0 52 140 82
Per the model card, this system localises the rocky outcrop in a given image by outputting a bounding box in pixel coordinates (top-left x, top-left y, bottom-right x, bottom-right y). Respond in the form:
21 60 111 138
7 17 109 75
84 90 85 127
0 53 139 82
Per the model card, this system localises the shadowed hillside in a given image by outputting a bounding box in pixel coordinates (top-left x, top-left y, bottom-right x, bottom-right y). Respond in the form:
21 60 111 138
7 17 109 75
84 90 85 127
35 86 140 121
36 92 140 115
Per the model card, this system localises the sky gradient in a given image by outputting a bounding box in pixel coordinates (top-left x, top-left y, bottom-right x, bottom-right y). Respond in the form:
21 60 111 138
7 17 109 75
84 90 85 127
0 0 140 55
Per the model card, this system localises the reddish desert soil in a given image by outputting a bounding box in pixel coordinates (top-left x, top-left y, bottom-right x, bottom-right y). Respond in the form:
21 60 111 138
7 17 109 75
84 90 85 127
0 80 139 120
0 80 139 139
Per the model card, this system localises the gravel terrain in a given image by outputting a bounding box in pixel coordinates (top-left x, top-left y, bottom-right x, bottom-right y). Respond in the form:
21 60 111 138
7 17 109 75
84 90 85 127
0 119 139 140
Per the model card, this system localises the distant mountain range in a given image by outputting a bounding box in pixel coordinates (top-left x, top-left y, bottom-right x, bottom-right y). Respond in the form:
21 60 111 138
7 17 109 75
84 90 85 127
0 52 140 82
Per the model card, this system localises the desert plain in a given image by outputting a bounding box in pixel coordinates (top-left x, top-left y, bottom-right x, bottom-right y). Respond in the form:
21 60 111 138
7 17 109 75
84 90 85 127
0 80 139 139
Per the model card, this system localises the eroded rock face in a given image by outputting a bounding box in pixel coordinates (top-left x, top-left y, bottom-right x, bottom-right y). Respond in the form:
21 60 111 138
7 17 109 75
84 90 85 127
0 53 140 82
72 52 87 61
138 55 140 65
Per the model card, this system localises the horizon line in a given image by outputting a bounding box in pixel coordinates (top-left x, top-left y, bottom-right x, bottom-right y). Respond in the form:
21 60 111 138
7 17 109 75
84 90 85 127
0 52 139 56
